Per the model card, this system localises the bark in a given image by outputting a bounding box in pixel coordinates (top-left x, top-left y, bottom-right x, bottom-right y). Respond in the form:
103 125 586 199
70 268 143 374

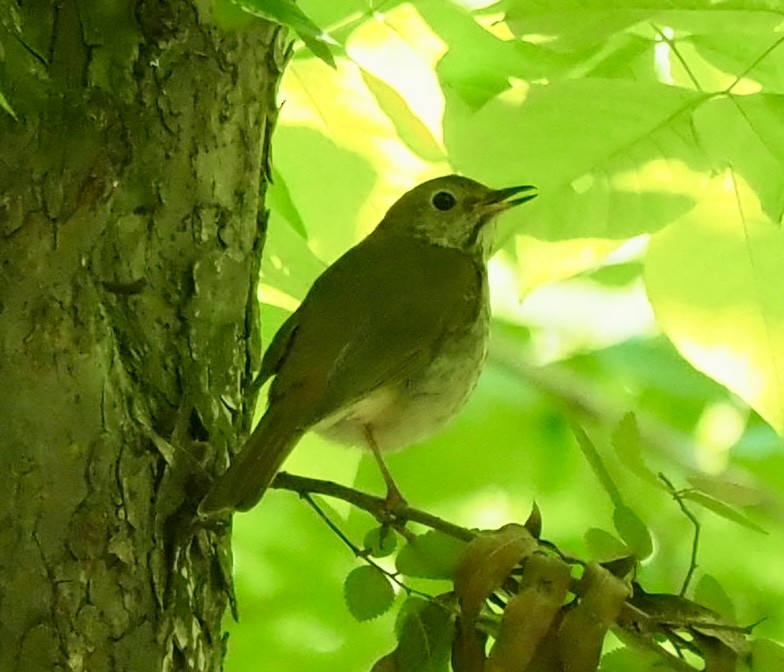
0 2 286 670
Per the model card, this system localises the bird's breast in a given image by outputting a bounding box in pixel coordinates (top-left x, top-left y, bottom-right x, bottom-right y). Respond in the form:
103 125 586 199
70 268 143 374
313 298 490 452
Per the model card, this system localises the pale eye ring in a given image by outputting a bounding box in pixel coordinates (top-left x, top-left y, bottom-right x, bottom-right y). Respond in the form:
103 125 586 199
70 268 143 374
432 190 457 211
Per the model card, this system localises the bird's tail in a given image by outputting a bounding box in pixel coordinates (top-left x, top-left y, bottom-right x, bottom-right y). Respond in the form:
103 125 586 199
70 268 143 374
198 405 304 516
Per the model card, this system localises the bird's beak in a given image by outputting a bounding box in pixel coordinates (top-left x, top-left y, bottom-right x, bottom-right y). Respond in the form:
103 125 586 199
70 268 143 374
470 184 537 251
486 185 538 211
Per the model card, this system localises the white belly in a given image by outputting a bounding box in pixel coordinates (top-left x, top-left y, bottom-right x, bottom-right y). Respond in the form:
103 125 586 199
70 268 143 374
313 306 489 452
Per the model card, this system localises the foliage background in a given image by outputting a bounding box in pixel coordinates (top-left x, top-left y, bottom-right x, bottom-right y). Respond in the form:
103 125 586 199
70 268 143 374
221 1 784 670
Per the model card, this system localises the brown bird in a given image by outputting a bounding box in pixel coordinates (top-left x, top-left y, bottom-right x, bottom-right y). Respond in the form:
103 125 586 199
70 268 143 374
199 175 537 515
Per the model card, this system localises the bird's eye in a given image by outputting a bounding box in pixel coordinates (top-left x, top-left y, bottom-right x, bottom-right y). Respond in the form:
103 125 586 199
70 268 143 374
432 191 457 211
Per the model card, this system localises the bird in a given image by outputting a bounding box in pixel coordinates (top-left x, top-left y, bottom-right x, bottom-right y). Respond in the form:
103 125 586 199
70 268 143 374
198 175 537 515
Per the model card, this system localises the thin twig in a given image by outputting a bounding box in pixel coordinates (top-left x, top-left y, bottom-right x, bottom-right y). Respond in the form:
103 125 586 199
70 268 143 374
659 473 700 596
300 492 438 600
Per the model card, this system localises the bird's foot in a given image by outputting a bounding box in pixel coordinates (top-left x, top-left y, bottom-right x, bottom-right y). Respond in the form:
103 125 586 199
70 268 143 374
383 482 408 516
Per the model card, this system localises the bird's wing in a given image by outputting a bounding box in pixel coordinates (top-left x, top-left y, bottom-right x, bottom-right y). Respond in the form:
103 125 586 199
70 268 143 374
267 231 485 427
257 309 299 387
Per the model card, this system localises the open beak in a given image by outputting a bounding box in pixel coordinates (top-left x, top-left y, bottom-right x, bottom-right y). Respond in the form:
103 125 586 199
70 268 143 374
470 184 537 248
487 184 538 209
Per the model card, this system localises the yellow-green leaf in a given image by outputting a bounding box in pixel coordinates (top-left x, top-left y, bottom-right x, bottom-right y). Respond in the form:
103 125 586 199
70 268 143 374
645 173 784 435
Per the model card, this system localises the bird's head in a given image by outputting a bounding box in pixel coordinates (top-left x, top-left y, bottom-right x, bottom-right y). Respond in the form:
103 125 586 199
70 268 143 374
377 175 537 258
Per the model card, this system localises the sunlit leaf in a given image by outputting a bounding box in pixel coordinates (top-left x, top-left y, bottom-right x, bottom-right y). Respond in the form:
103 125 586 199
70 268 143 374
513 236 626 296
360 69 444 162
506 0 783 53
422 1 541 109
691 34 784 95
645 173 784 435
444 79 707 241
693 94 784 224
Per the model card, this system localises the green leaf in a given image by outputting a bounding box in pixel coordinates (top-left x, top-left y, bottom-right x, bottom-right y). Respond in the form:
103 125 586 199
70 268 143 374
506 0 784 54
394 597 455 672
584 527 629 562
267 166 308 239
613 504 653 560
364 526 397 559
513 236 625 294
395 530 467 580
344 565 395 622
572 424 623 508
693 94 784 224
420 1 537 110
682 491 767 534
213 0 254 29
694 574 735 622
598 645 661 672
691 34 784 95
687 474 766 508
359 69 444 162
750 639 784 672
444 79 706 241
645 173 784 436
611 412 661 487
370 652 398 672
505 1 654 52
234 0 336 67
589 262 643 288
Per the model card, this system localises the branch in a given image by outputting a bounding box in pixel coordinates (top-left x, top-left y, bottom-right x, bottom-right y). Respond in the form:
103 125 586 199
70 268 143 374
272 471 476 542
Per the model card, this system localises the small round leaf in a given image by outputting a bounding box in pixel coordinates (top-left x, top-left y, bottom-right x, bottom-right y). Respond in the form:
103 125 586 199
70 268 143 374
365 526 398 558
344 566 395 622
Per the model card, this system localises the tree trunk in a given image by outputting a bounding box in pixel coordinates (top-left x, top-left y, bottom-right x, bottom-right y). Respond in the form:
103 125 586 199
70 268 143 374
0 2 285 670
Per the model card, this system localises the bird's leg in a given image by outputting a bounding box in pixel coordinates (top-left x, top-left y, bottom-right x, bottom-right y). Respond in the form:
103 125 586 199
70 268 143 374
363 425 407 510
